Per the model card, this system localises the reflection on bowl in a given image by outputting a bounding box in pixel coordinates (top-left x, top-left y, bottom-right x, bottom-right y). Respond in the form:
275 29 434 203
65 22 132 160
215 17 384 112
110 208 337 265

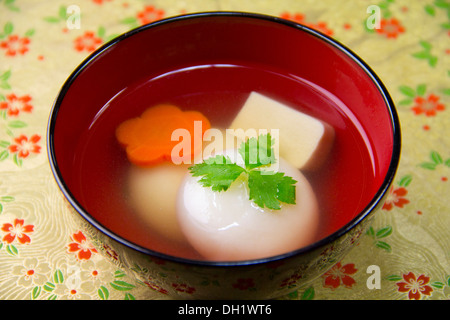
47 12 400 299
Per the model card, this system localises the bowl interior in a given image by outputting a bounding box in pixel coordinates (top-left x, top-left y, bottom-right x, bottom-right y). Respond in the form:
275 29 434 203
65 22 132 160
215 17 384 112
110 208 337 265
48 13 398 262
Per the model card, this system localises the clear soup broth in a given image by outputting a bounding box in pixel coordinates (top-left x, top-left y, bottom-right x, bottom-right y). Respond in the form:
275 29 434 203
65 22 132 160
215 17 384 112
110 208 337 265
71 62 377 260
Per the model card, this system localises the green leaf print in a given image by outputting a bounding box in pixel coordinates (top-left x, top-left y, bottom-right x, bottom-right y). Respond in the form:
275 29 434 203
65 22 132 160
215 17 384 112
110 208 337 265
412 41 438 67
301 286 315 300
31 286 41 299
376 226 393 238
366 225 393 252
397 84 436 107
375 241 392 252
43 281 56 292
419 151 450 170
43 6 67 23
398 174 412 187
399 85 415 97
0 22 14 38
98 285 109 300
1 0 20 12
386 274 402 281
6 244 18 256
110 280 135 291
124 293 136 300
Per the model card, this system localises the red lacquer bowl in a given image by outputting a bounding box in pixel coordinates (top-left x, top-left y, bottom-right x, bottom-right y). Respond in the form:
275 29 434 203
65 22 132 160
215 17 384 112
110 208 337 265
47 12 400 299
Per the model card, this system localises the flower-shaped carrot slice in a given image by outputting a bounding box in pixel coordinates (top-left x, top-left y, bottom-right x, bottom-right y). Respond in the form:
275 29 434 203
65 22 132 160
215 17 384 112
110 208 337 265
116 104 211 167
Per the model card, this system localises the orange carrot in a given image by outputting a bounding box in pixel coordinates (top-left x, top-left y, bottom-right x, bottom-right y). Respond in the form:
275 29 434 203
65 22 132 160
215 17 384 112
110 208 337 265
116 104 211 167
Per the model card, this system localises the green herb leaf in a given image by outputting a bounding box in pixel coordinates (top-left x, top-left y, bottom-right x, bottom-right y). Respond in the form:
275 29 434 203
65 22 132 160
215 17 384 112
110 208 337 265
248 170 296 210
189 155 246 192
238 133 276 170
248 171 283 210
274 174 297 205
189 134 297 210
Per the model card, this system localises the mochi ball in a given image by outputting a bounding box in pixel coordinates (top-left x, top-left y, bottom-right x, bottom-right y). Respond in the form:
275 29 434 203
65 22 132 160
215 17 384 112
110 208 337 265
127 163 189 243
126 130 241 244
176 151 319 261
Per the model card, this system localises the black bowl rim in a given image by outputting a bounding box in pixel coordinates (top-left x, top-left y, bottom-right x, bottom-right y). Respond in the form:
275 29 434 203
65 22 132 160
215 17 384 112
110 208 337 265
47 11 401 267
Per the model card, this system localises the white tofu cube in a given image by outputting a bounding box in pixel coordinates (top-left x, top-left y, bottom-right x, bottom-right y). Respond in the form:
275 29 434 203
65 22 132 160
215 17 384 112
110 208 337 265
229 92 334 170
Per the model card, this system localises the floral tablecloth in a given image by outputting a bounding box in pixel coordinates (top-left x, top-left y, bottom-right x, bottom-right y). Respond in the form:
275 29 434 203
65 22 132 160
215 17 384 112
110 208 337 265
0 0 448 300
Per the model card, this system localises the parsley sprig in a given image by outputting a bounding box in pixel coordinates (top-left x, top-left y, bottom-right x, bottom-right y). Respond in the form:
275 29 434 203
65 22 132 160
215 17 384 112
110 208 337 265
188 133 297 210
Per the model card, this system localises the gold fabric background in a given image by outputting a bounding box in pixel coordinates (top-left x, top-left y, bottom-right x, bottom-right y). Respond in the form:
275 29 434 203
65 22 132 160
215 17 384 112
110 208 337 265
0 0 448 300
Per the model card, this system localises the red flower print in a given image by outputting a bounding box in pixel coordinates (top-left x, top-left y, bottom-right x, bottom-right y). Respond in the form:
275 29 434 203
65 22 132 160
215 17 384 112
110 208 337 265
280 12 334 37
322 262 358 289
136 5 165 25
8 134 41 159
382 186 410 211
280 12 306 23
0 93 33 117
172 283 195 294
67 231 98 260
74 31 102 52
411 94 445 117
232 278 255 290
102 243 118 261
396 272 433 300
1 218 34 244
376 18 405 38
0 35 30 56
280 272 302 288
145 280 168 295
307 21 334 37
343 23 352 30
92 0 112 4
